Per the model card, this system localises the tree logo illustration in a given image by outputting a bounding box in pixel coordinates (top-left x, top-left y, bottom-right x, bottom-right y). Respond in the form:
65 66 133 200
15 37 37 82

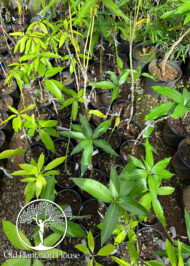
16 199 67 251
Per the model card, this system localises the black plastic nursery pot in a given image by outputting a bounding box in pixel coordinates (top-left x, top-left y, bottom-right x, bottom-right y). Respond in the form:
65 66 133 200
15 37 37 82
24 143 50 164
162 118 189 147
0 94 13 112
0 129 7 151
89 61 113 76
0 79 19 101
55 189 82 216
144 60 182 98
92 107 116 127
30 106 52 120
90 89 113 109
0 111 12 131
98 152 125 177
112 99 135 121
53 137 74 159
79 199 107 234
120 140 145 163
0 42 7 55
99 128 121 150
73 148 100 169
57 71 75 89
181 55 190 77
132 45 157 72
79 169 107 199
137 227 165 263
51 101 71 121
117 120 142 141
55 161 79 190
172 138 190 180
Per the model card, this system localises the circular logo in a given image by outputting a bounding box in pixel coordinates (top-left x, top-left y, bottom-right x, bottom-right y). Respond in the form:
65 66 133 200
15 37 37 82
16 199 67 251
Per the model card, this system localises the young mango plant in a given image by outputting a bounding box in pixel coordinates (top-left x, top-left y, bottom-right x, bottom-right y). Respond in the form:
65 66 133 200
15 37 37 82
156 209 190 266
23 115 60 153
59 87 84 121
119 138 174 227
12 153 67 203
59 114 118 176
0 104 36 133
71 166 150 246
145 86 190 121
75 230 116 266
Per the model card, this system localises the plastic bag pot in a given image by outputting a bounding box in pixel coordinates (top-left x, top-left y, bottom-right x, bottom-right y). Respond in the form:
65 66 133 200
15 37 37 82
144 60 182 98
79 199 107 234
30 106 52 120
99 152 125 177
172 138 190 179
55 161 79 190
53 137 74 159
132 45 157 72
162 119 187 147
57 71 75 89
181 55 190 77
55 189 82 216
0 129 7 151
137 227 165 263
183 186 190 214
117 120 142 141
90 89 112 109
89 61 112 76
120 140 145 163
0 111 12 132
0 95 13 112
24 143 50 164
99 128 121 150
0 79 19 101
112 99 136 120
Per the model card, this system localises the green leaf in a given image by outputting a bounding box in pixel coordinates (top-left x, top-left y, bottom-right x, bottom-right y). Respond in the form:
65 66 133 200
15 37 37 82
92 119 112 139
145 102 176 121
184 13 190 24
142 73 157 81
72 101 78 121
152 198 166 227
79 114 92 138
127 239 138 264
152 86 184 103
59 130 86 140
97 244 116 256
102 0 129 21
39 0 60 15
7 105 18 114
110 167 120 198
71 139 90 155
51 221 86 237
43 232 62 247
89 81 114 89
152 157 171 171
119 169 148 180
74 0 97 25
145 139 154 169
33 259 43 266
148 176 157 201
36 174 43 198
37 64 46 77
40 176 56 201
101 203 119 245
2 258 31 266
2 220 32 250
37 153 44 170
12 116 22 132
166 239 177 266
71 178 113 203
93 139 118 157
185 209 190 242
45 67 63 78
118 197 150 217
75 243 89 254
145 261 165 266
111 256 131 266
45 156 67 171
129 155 145 169
151 168 174 179
88 230 94 253
81 144 93 176
45 79 64 103
0 149 25 159
157 187 175 196
172 104 189 119
39 129 55 153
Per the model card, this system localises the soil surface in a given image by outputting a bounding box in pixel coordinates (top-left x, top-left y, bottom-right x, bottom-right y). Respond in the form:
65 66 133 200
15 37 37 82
118 121 141 140
168 115 190 136
150 63 179 81
112 100 131 120
0 95 13 111
56 161 79 189
99 153 124 176
120 140 145 162
180 141 190 165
